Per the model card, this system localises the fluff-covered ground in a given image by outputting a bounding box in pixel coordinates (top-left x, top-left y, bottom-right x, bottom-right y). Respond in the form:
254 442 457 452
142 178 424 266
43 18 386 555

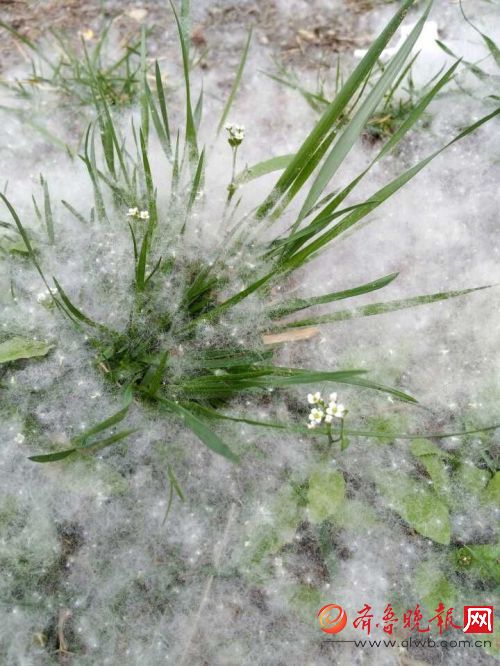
0 1 499 664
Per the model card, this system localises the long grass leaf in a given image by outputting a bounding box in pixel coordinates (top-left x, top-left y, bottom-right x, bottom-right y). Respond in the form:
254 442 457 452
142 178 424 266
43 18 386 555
268 272 399 318
155 61 172 155
52 277 99 328
235 154 293 185
277 285 493 327
217 29 252 133
42 177 55 244
169 0 198 161
0 193 52 291
157 396 239 462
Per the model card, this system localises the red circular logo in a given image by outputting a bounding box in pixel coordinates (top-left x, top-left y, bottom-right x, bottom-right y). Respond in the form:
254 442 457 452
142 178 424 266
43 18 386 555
317 604 348 634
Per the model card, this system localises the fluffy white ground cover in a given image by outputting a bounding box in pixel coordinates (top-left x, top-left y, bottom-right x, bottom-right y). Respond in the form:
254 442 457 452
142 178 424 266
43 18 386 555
0 1 499 664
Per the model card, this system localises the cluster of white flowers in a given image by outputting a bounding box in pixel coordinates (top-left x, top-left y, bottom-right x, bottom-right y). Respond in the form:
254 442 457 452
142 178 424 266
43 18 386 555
127 207 150 220
225 123 245 147
307 391 346 429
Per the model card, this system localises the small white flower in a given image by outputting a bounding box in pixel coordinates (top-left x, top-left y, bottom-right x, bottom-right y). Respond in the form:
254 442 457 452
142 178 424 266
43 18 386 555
325 414 333 424
329 392 337 403
333 403 346 419
309 408 324 423
14 433 25 444
127 207 139 217
307 391 322 404
36 290 50 303
307 422 317 430
225 123 245 146
326 400 337 415
139 210 150 220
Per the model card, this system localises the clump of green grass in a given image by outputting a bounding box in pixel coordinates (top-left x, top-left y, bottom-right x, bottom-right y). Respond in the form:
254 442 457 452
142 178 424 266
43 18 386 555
2 0 499 470
0 20 142 107
266 46 445 142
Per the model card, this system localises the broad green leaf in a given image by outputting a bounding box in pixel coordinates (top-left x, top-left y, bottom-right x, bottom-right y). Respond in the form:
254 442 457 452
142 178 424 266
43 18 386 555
483 472 500 505
307 470 346 523
414 561 456 613
0 336 53 364
332 498 379 530
410 439 452 501
377 472 451 544
454 462 490 494
418 455 451 502
456 543 500 583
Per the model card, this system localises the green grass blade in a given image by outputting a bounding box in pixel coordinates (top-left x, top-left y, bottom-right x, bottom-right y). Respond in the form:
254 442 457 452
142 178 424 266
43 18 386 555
278 284 493 328
0 193 52 291
81 125 107 223
41 176 54 244
169 0 198 161
61 200 88 225
194 85 203 130
140 26 149 145
186 148 205 216
157 396 239 462
74 391 133 443
29 428 136 463
459 0 500 68
235 154 293 185
436 41 492 82
0 20 53 66
268 130 337 223
136 230 150 291
189 405 499 441
29 450 77 463
217 28 252 134
52 277 99 328
140 129 156 224
146 81 171 158
268 272 399 318
141 350 169 395
154 61 172 156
